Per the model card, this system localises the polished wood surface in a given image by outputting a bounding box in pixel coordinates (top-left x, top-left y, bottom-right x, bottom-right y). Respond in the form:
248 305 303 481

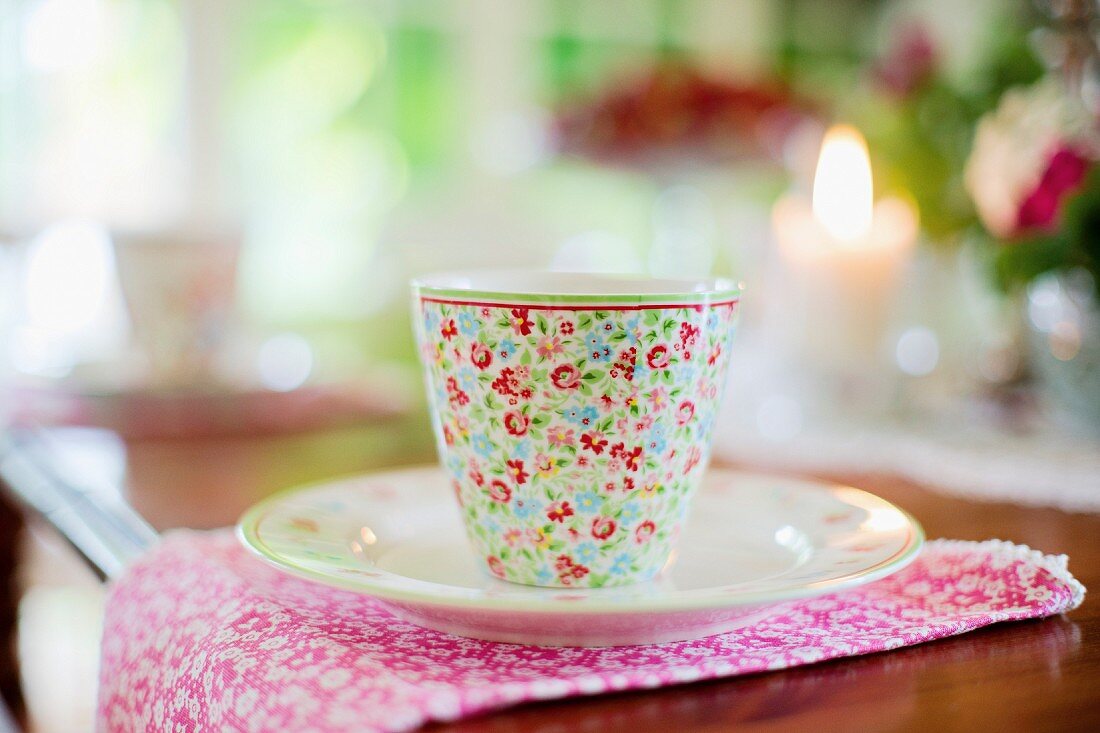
123 442 1098 731
8 426 1098 732
429 469 1099 733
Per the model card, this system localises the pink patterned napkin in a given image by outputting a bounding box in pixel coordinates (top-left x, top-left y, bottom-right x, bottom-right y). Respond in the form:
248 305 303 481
98 530 1084 733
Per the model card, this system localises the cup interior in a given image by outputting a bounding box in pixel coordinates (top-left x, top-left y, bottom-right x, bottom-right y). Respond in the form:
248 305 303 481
413 270 739 298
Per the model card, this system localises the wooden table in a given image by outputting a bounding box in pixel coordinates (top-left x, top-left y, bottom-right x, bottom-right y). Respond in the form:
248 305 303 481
1 430 1096 732
436 469 1099 733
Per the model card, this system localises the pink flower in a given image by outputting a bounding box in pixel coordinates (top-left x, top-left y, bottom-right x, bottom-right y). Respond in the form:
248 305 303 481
647 387 668 410
547 425 575 448
635 520 656 544
470 342 493 370
1016 147 1090 234
966 81 1095 238
699 381 718 400
503 410 529 437
591 516 617 541
536 336 564 359
550 363 581 390
487 556 506 578
684 445 702 474
646 344 670 369
445 376 469 407
487 480 512 503
535 453 559 479
873 24 937 98
677 400 696 426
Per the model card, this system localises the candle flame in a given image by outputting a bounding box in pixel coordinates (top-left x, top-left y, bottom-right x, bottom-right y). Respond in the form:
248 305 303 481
812 124 873 242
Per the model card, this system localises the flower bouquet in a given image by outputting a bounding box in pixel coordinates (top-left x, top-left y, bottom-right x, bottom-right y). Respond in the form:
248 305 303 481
554 61 812 168
966 80 1100 297
965 79 1100 428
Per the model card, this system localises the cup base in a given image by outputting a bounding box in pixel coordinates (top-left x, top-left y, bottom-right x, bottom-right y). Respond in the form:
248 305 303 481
480 558 668 590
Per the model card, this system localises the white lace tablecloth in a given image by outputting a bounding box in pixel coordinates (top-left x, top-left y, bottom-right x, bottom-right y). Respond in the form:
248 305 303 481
713 343 1100 514
714 414 1100 513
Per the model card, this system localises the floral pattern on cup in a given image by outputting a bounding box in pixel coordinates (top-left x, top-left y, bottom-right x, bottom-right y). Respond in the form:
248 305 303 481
415 296 739 588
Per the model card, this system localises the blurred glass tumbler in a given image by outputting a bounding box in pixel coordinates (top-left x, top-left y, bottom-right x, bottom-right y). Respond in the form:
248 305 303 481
112 228 240 385
412 271 740 588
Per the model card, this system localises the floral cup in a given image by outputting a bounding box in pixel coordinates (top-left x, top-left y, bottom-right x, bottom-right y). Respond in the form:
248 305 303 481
412 271 740 588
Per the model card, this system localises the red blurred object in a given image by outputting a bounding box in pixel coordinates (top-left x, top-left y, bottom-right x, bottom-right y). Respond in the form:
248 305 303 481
1015 146 1092 235
555 63 813 166
872 23 938 99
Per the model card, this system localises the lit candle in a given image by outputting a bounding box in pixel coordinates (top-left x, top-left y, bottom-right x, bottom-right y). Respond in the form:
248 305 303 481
771 124 918 376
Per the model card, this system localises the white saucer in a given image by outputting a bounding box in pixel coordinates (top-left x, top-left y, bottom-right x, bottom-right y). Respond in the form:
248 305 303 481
238 466 923 646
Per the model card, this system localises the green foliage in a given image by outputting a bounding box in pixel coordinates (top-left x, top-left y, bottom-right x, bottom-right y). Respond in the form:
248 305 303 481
965 17 1046 115
1062 168 1100 276
795 4 1046 244
992 233 1073 293
861 80 980 240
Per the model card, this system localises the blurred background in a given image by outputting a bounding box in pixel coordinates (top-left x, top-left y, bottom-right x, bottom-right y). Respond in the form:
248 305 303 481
1 0 1099 730
0 0 1064 391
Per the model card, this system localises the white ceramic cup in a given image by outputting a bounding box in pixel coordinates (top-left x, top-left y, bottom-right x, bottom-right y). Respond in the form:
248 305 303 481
112 228 240 385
